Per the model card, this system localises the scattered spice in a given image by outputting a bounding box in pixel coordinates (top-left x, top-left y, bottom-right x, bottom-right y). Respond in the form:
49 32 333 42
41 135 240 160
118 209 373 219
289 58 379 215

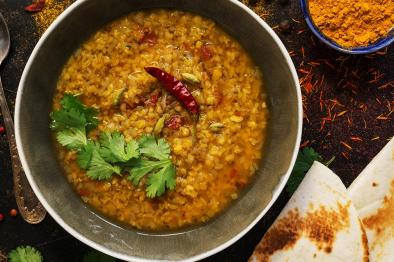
9 209 18 217
309 0 394 47
241 0 270 20
32 0 74 36
24 0 45 12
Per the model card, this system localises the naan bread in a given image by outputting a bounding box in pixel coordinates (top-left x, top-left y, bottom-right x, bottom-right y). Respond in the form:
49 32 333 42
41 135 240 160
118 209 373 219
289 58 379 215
348 138 394 262
249 162 368 262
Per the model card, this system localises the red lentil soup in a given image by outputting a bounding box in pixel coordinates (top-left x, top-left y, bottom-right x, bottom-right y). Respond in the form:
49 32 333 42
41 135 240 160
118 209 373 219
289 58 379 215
53 9 268 230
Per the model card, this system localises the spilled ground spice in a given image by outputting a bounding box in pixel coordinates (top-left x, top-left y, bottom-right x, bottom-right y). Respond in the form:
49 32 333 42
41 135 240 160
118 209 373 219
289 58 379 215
309 0 394 47
32 0 74 36
241 0 270 20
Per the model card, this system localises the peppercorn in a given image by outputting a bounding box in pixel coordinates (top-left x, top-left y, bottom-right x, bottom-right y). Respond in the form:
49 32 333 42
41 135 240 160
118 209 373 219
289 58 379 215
279 19 291 33
0 213 4 222
0 126 4 134
10 209 18 217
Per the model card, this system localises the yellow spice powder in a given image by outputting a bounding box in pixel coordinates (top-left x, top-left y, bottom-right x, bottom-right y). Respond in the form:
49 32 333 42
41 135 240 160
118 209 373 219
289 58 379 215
33 0 74 36
309 0 394 48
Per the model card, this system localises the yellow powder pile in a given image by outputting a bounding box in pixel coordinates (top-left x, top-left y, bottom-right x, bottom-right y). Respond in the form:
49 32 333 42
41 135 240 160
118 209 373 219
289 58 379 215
309 0 394 48
33 0 74 36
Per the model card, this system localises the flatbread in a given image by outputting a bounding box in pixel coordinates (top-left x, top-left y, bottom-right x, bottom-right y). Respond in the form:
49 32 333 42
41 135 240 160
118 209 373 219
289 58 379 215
348 137 394 261
249 161 368 262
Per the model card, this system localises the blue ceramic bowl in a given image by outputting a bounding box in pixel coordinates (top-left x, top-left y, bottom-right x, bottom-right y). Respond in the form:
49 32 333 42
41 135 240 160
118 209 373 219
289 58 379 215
300 0 394 54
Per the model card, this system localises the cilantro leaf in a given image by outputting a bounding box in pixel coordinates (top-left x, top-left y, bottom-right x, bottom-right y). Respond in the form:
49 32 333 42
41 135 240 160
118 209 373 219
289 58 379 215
99 132 140 163
60 93 99 131
146 161 176 198
8 246 43 262
50 94 98 131
56 128 87 150
77 141 99 169
50 108 87 130
82 250 115 262
286 147 333 195
86 149 122 180
128 159 170 186
138 135 170 160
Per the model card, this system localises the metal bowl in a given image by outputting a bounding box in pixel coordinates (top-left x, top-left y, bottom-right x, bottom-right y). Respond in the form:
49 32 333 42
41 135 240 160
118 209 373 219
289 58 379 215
15 0 301 261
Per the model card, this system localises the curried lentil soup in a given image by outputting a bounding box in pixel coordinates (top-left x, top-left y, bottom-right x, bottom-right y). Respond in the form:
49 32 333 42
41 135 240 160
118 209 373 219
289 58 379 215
53 10 268 230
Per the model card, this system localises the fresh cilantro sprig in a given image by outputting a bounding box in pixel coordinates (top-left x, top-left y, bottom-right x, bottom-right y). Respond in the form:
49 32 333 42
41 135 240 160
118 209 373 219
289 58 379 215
128 135 176 198
50 94 98 150
286 147 335 194
8 246 43 262
51 94 177 198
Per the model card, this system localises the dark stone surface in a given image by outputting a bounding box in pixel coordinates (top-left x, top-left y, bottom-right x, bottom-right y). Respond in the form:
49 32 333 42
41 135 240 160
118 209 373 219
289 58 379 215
0 0 392 261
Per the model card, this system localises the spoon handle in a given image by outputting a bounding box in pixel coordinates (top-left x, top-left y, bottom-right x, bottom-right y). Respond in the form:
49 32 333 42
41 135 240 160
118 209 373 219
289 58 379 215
0 78 46 224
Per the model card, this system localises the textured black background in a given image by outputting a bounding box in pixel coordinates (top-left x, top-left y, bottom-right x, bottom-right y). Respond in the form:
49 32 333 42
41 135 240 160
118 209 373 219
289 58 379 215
0 0 393 261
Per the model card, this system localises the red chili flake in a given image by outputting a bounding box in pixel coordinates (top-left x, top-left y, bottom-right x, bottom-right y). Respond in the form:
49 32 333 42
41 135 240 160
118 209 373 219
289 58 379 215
229 168 238 178
145 93 159 107
337 110 347 117
0 213 4 222
0 126 4 134
138 28 157 46
166 115 183 130
350 136 363 141
341 152 349 159
200 44 213 61
300 140 310 148
78 189 90 196
25 0 45 12
304 81 313 94
9 209 18 217
340 141 352 150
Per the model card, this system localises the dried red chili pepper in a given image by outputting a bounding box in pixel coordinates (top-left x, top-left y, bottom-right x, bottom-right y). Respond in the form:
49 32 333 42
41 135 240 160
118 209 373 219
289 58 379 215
166 115 183 130
144 67 199 115
0 126 4 134
24 0 45 12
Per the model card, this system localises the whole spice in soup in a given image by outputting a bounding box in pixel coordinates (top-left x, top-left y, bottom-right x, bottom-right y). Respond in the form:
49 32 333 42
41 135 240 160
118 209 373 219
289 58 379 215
309 0 394 47
24 0 45 12
153 114 168 136
209 122 225 132
181 73 201 85
51 94 176 198
145 67 200 115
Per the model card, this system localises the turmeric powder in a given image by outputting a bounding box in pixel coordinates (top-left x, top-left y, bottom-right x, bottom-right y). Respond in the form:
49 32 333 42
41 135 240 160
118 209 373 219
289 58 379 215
309 0 394 48
33 0 74 36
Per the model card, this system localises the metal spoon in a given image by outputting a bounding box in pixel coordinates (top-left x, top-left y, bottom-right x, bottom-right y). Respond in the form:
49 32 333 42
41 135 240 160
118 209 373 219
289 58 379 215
0 13 46 224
